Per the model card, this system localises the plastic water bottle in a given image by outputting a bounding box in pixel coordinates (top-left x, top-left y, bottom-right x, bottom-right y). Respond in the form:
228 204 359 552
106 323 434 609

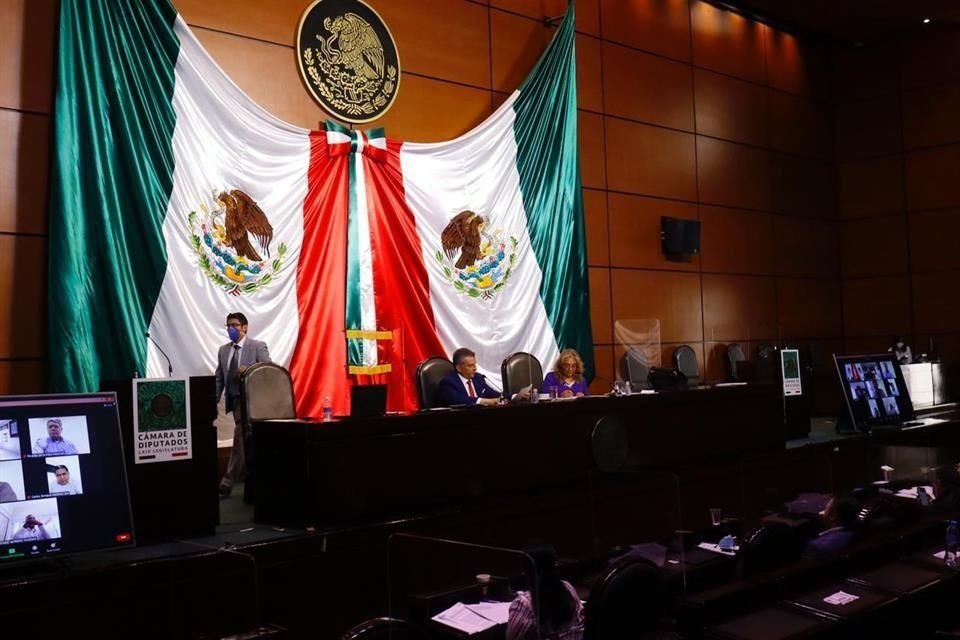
322 395 333 423
530 388 539 404
945 520 958 568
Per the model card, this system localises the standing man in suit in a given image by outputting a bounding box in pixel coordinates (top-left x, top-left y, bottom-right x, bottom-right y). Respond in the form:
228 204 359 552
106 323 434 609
435 348 502 407
216 312 271 497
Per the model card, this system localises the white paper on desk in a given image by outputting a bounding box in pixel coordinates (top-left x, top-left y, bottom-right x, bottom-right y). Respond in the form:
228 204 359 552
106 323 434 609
467 602 511 624
697 542 739 556
431 602 504 634
894 485 934 499
823 590 860 606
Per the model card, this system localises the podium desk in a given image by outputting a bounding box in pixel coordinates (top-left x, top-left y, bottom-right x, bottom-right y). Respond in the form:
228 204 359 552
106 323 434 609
253 384 783 527
102 376 219 544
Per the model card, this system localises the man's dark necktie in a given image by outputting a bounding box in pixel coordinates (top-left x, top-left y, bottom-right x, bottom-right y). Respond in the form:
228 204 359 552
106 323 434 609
227 344 242 402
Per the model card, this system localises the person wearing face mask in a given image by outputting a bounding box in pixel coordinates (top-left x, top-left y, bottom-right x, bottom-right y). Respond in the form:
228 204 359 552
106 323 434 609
216 312 271 497
888 336 912 364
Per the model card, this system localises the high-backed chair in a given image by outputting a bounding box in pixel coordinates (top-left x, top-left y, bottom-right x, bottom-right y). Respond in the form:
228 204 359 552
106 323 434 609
501 352 544 398
671 345 700 386
619 348 650 389
584 555 666 640
754 342 777 382
338 617 413 640
726 343 746 382
736 521 800 577
415 356 454 410
239 362 296 504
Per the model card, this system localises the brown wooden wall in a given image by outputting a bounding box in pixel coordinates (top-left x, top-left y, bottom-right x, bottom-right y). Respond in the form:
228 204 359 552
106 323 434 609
3 0 846 396
836 30 960 364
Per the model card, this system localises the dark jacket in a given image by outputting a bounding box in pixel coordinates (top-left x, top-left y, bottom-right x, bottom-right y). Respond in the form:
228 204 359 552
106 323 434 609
434 371 500 407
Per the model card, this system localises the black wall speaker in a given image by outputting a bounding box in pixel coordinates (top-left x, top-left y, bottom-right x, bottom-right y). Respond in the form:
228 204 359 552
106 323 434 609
661 217 701 260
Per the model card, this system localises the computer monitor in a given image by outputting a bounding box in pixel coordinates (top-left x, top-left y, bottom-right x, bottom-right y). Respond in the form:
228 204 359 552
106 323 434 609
0 392 135 563
351 384 388 419
834 353 915 431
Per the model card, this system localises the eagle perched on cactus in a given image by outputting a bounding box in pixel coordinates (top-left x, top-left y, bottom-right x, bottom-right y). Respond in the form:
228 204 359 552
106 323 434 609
216 190 274 263
441 211 486 270
324 12 385 80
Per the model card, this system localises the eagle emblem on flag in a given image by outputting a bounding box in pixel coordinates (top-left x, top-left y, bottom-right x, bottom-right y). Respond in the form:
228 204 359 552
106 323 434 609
436 210 518 300
187 189 288 296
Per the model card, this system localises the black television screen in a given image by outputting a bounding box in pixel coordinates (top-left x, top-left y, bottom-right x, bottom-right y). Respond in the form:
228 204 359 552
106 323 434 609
834 353 915 430
0 392 134 562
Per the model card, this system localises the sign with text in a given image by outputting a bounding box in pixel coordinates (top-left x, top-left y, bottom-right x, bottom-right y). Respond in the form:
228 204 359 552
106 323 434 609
132 378 192 464
781 349 803 396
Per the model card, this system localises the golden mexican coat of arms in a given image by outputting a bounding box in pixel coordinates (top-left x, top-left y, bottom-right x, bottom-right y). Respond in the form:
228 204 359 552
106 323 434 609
296 0 400 124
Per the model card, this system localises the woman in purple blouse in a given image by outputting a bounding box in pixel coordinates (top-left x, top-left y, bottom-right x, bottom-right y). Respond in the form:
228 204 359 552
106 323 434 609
542 348 589 398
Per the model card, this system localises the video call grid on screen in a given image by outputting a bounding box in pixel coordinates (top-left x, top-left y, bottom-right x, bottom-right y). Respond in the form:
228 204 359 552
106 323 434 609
0 394 134 563
836 354 916 430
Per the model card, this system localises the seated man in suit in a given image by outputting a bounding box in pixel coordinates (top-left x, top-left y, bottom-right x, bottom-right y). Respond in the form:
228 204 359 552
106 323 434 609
803 494 859 559
434 348 501 407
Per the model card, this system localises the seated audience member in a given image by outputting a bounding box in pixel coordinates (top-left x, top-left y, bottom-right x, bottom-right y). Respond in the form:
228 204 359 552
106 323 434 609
34 419 78 455
49 465 80 495
507 546 583 640
803 495 858 559
888 336 912 364
434 348 502 407
10 515 50 542
929 465 960 514
542 349 589 398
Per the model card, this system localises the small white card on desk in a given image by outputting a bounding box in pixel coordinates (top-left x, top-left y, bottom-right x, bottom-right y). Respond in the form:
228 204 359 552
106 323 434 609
697 542 739 556
823 590 860 606
894 485 934 499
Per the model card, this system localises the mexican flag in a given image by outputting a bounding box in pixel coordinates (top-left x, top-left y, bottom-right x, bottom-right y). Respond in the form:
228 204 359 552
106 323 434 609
49 0 592 415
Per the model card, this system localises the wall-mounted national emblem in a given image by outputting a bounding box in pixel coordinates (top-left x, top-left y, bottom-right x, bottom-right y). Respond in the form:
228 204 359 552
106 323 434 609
187 190 288 296
435 211 518 301
296 0 400 124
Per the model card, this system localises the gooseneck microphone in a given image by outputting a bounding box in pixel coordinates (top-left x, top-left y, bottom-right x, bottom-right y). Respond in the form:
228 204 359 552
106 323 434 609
144 331 174 377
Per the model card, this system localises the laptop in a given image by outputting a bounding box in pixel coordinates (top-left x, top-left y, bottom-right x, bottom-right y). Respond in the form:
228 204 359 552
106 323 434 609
350 384 388 419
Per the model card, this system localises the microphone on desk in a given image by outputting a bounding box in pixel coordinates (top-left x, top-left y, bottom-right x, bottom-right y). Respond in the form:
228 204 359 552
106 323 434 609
144 331 174 377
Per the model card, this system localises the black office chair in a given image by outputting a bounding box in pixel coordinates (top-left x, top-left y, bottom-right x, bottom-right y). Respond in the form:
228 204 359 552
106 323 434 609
671 345 700 386
239 362 296 504
754 342 777 382
415 356 454 410
501 351 544 398
726 343 746 382
736 521 800 577
619 348 650 389
584 555 666 640
338 617 413 640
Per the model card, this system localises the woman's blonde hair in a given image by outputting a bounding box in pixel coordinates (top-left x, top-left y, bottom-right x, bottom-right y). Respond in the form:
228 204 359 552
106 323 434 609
553 348 584 382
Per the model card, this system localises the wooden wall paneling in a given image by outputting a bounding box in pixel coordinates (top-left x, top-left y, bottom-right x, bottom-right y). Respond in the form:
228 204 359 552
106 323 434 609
0 235 45 359
0 110 50 234
693 68 767 147
901 85 960 151
838 155 905 218
599 0 691 62
195 29 330 129
607 193 699 271
602 41 694 130
905 145 960 212
491 9 552 93
699 205 774 275
490 0 601 37
588 267 612 344
605 118 697 200
696 137 772 211
900 30 960 91
577 34 604 113
763 27 829 100
840 215 909 278
832 45 900 104
0 0 58 113
703 340 731 382
912 271 960 335
776 277 842 339
610 269 703 344
908 209 960 273
690 0 766 84
589 344 614 394
582 188 609 266
913 333 960 362
833 96 902 162
774 216 839 278
841 335 893 356
842 276 912 337
770 153 836 218
579 111 607 189
176 0 303 46
701 274 777 342
766 90 832 159
0 360 45 396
